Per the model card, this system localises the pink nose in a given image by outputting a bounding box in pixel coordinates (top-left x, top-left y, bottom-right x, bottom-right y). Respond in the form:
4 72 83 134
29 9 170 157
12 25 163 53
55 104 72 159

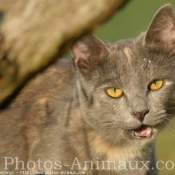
134 110 149 122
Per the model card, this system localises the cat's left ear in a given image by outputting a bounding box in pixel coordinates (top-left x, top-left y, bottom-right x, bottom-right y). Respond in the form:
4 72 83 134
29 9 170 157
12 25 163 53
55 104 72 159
144 4 175 48
71 34 109 73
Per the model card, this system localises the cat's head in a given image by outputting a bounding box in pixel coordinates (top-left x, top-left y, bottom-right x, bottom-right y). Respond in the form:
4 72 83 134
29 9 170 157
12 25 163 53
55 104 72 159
71 4 175 146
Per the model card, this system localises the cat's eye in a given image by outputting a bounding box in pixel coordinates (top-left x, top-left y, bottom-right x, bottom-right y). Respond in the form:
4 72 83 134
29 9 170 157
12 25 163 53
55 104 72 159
148 79 164 91
106 88 123 98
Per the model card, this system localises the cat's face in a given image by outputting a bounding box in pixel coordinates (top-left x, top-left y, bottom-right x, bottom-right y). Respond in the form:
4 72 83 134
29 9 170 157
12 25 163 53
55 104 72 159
71 4 175 146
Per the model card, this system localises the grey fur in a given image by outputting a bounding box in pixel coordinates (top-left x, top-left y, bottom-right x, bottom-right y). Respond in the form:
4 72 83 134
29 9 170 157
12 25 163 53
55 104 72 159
1 4 175 175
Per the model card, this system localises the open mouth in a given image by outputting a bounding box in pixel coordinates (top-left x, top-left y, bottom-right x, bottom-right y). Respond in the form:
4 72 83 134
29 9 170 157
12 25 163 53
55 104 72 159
132 125 153 139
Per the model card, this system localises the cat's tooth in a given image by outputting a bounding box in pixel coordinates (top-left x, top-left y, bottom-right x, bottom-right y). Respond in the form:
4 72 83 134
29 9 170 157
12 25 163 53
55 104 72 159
134 131 140 136
146 127 152 136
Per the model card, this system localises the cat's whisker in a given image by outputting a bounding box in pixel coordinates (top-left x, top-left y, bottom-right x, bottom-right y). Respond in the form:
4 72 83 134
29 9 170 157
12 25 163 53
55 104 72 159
164 116 175 129
165 124 175 138
167 113 175 116
165 106 175 109
166 124 175 133
156 120 170 141
102 121 114 125
167 127 175 134
166 114 175 121
167 118 175 129
166 114 175 118
163 128 175 150
164 116 171 121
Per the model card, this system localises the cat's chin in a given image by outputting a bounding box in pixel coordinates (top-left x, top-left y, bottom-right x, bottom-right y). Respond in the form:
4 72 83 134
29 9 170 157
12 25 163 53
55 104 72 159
132 125 153 140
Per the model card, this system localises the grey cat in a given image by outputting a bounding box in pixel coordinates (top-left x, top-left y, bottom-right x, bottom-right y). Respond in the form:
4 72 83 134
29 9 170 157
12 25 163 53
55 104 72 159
1 4 175 175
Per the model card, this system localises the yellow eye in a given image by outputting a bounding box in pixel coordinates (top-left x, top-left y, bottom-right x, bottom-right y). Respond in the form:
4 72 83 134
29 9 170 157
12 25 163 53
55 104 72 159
148 79 163 91
106 88 123 98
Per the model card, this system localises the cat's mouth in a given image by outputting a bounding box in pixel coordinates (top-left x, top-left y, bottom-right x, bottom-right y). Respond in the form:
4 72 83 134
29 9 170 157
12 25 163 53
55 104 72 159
132 125 153 139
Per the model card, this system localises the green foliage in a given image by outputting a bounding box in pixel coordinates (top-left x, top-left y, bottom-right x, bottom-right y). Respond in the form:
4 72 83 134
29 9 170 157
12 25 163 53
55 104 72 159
95 0 175 41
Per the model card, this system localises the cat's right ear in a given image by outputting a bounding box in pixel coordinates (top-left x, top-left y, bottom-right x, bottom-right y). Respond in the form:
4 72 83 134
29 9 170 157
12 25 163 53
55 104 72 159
143 4 175 48
70 34 109 73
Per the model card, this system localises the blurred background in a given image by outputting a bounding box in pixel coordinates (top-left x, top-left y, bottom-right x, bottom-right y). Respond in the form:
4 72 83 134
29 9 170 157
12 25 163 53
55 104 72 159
67 0 175 174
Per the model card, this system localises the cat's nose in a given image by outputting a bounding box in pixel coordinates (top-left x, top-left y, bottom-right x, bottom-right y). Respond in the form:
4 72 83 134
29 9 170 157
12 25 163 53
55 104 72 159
134 109 149 122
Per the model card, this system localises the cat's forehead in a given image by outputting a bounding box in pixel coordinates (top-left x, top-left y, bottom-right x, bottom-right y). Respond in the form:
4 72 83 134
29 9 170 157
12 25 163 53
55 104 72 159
108 38 167 70
103 39 165 85
104 38 175 84
109 39 148 69
111 39 141 60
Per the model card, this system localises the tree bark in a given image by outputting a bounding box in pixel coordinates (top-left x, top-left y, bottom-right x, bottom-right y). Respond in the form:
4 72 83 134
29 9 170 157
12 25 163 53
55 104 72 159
0 0 129 107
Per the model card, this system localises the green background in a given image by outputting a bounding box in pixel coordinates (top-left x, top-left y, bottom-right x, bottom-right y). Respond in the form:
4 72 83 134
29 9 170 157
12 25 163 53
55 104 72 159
67 0 175 174
95 1 175 175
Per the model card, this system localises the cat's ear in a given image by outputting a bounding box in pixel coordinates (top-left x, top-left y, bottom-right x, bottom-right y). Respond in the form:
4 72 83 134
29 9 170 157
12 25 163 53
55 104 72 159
71 34 109 73
143 4 175 48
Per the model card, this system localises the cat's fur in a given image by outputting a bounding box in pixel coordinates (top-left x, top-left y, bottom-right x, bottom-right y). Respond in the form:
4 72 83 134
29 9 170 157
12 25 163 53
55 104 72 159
1 4 175 175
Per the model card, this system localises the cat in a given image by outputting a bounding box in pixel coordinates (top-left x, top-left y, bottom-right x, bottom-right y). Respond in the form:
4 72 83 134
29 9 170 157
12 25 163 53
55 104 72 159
1 3 175 175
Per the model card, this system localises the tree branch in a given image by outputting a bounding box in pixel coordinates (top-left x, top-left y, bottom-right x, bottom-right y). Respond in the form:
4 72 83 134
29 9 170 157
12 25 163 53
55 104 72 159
0 0 130 107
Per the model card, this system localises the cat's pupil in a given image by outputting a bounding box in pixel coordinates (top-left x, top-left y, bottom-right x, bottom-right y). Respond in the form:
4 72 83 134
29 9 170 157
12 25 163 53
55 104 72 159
153 80 157 85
